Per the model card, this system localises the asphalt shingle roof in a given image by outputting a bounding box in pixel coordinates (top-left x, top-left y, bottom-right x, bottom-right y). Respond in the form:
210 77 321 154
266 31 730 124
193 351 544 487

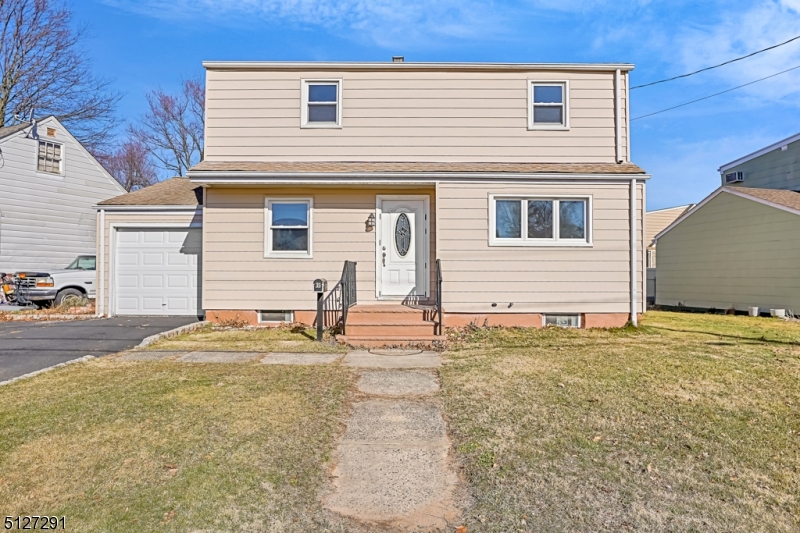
98 177 202 206
0 122 30 140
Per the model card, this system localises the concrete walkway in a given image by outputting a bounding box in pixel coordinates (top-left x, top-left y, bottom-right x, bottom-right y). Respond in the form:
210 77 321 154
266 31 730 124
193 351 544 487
323 351 459 530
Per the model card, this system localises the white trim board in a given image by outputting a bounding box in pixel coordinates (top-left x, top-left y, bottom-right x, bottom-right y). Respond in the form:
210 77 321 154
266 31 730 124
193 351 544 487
190 173 651 185
203 61 635 72
653 187 800 243
718 131 800 173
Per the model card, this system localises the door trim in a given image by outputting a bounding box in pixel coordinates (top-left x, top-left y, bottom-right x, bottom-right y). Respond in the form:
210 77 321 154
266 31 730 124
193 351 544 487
109 222 202 317
375 195 430 300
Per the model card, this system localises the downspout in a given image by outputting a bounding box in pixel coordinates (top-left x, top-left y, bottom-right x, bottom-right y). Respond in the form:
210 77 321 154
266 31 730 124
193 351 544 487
99 209 105 317
630 179 638 326
615 69 622 163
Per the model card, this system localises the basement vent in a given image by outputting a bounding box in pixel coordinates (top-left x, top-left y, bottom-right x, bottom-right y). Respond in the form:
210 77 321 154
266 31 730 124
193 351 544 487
259 311 293 323
543 314 581 328
724 171 744 183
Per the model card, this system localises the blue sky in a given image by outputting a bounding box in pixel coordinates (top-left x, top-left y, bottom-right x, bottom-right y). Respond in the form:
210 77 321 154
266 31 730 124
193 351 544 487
78 0 800 210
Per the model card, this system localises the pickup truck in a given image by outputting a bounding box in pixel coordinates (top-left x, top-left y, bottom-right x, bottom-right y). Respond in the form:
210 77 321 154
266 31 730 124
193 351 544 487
16 255 97 307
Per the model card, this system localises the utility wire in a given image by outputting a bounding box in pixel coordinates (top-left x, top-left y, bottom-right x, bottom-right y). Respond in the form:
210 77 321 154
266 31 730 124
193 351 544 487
632 63 800 121
631 33 800 89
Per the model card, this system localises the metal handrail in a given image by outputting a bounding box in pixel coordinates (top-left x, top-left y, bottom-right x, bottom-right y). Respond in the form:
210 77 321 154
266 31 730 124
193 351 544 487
323 261 357 335
435 259 443 335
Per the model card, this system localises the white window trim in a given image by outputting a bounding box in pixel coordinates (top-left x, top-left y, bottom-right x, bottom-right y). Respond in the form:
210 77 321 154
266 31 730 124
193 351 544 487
300 79 343 129
488 194 592 247
264 198 313 259
527 80 570 131
35 140 65 176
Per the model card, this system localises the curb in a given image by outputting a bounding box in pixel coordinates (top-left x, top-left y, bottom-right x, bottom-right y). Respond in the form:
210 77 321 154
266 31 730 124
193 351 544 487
138 321 210 348
0 355 96 387
1 314 97 321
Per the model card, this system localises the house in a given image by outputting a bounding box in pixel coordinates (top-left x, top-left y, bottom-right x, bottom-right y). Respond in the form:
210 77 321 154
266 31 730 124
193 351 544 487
654 131 800 313
0 116 125 272
96 60 648 340
644 204 693 302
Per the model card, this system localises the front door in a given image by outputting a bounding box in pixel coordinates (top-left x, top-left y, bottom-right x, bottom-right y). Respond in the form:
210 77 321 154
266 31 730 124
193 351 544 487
377 197 428 299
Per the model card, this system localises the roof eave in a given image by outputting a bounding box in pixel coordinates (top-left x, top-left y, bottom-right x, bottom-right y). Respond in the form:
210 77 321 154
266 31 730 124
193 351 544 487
202 61 635 72
188 171 650 184
718 131 800 173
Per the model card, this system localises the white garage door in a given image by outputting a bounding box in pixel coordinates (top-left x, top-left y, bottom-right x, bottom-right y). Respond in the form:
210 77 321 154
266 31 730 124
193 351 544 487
115 228 201 316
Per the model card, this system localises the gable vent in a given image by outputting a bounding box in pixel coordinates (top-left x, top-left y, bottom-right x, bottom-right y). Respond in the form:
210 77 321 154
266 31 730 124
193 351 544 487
725 171 744 183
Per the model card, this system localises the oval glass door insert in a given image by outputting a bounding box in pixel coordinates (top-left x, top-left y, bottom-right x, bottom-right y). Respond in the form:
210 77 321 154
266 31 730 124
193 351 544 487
395 213 411 257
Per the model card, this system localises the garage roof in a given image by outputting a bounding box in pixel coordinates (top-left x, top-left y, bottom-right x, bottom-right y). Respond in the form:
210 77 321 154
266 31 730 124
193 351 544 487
98 177 202 206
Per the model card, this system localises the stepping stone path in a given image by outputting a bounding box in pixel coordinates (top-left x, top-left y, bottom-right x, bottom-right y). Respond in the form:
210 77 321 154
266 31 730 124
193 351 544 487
323 350 459 530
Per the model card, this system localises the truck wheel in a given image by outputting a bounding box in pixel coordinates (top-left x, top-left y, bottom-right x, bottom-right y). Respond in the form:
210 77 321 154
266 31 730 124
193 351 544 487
54 288 84 306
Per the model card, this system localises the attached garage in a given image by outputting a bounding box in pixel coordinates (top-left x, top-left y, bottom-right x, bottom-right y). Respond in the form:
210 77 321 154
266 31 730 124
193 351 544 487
95 178 204 317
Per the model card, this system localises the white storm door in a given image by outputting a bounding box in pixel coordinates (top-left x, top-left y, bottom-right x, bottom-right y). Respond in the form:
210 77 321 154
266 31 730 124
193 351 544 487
378 198 427 298
115 228 201 316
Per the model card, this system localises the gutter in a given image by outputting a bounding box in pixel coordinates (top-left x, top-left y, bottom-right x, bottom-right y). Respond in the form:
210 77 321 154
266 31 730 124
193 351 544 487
189 172 650 185
92 205 200 212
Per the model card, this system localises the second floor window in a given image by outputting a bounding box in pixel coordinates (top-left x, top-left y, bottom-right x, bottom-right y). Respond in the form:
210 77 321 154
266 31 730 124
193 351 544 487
529 82 568 129
302 80 341 127
37 141 63 174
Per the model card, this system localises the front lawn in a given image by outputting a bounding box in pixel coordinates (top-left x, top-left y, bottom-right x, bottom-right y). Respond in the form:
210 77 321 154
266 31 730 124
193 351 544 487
440 311 800 532
146 323 346 353
0 358 353 532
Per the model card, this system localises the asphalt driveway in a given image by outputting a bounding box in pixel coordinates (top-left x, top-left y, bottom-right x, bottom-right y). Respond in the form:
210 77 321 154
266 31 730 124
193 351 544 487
0 316 199 381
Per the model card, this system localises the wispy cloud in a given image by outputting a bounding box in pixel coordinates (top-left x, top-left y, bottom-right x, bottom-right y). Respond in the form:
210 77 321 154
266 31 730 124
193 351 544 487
675 0 800 103
103 0 509 48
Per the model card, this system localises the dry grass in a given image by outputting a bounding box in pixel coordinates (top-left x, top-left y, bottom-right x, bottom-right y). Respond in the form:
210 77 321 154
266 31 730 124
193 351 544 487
0 358 355 532
439 311 800 532
146 324 347 353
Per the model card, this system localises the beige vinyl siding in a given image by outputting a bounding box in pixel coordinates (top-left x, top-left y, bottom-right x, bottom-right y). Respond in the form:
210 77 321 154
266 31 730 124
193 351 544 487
723 137 800 190
204 69 628 163
646 206 690 248
96 211 203 314
202 187 436 311
655 192 800 311
436 181 644 314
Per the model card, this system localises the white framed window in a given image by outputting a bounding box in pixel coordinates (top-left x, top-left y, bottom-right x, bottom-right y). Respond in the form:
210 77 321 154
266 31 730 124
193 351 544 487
528 81 569 130
646 249 656 268
489 195 591 247
37 140 63 174
301 79 342 128
265 198 313 258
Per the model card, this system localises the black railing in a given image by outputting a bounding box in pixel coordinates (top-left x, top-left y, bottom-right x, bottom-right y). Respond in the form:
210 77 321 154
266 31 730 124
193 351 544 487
434 259 443 335
323 261 357 335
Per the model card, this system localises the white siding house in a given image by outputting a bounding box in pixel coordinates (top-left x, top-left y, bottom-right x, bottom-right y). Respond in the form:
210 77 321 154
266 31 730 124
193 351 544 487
0 116 125 272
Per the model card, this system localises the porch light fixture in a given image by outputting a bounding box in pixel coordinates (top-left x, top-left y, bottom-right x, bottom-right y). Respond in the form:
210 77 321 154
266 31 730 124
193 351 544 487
366 213 376 232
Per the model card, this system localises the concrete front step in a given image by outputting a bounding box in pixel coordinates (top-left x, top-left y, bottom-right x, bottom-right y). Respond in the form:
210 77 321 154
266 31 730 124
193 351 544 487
338 335 446 348
346 322 438 336
347 305 436 324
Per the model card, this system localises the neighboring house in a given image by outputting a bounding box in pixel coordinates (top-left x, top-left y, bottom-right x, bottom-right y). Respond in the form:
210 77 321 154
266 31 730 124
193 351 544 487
0 116 125 272
95 178 203 317
96 60 648 339
644 204 693 302
654 131 800 313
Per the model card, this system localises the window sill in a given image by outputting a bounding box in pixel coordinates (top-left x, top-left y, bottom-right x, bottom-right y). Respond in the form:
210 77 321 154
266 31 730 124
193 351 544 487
489 240 593 248
35 170 65 178
527 125 569 131
300 123 342 129
264 252 314 259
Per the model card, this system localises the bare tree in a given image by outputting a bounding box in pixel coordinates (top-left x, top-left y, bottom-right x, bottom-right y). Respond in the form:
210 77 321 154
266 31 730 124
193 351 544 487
130 78 204 176
96 139 158 192
0 0 120 152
